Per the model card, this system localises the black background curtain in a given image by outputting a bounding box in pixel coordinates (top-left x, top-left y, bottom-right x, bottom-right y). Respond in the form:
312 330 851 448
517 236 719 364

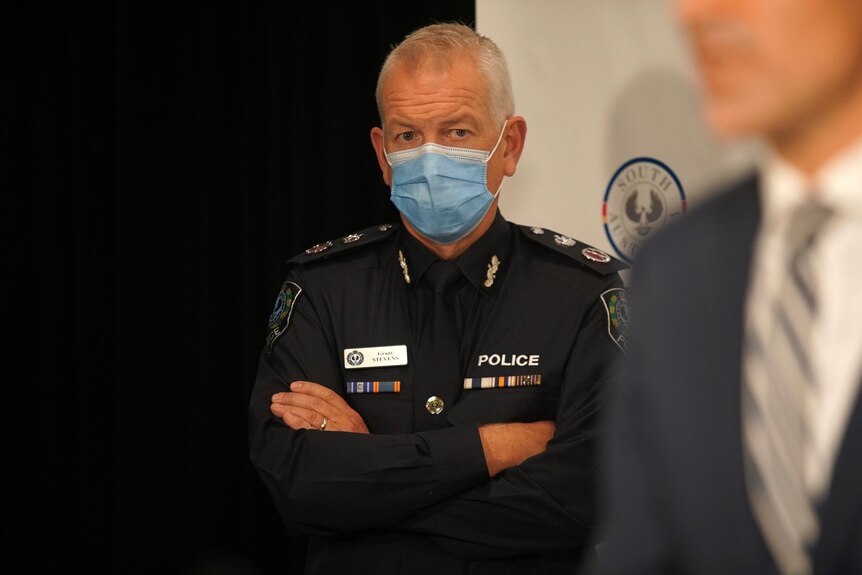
3 2 474 573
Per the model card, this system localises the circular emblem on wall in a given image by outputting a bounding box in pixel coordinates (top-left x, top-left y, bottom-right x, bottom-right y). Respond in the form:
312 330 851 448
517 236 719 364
603 157 686 263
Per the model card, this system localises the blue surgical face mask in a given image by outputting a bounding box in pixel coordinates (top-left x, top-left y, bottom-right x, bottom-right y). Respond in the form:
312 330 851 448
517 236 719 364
385 122 508 245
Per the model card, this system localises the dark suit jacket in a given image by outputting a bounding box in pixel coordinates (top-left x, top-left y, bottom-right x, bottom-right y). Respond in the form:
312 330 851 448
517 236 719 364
597 174 862 574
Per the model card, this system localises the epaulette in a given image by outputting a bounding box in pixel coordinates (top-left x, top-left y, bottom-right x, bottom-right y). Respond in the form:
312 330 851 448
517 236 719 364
516 224 629 274
288 222 400 266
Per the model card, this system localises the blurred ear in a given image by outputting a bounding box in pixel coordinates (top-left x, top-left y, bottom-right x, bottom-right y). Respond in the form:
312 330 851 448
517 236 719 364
501 116 527 177
370 127 392 186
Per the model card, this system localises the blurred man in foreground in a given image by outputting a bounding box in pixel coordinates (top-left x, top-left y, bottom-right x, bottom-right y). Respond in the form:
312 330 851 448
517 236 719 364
600 0 862 573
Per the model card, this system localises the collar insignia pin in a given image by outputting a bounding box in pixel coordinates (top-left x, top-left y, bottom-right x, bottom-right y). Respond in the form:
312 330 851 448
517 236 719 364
484 255 500 288
398 250 411 284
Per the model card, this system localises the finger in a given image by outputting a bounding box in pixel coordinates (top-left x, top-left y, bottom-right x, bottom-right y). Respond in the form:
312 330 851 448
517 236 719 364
271 392 292 405
281 409 317 430
279 386 353 423
271 403 330 431
271 403 315 429
273 384 369 432
288 384 371 433
290 385 364 428
273 390 326 411
271 382 339 404
290 381 352 409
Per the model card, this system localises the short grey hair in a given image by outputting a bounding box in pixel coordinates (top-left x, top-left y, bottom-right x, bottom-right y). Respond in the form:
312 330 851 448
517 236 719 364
375 22 515 128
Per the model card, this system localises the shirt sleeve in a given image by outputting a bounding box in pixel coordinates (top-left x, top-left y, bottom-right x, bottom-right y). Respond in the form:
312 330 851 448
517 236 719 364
248 269 489 536
391 283 625 559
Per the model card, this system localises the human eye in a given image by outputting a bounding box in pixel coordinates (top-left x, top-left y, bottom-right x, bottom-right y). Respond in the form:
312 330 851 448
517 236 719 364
395 131 419 144
449 128 470 139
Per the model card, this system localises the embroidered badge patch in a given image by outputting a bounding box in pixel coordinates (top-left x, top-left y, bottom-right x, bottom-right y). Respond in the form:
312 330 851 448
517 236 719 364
600 287 629 353
266 280 302 356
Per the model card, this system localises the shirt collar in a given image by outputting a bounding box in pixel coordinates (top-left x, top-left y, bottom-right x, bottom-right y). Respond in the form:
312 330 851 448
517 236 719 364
397 211 512 295
762 135 862 228
815 135 862 222
761 150 808 233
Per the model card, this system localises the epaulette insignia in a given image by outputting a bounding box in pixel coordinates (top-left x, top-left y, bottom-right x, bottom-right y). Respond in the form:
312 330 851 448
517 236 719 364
600 287 629 353
289 223 399 266
266 280 302 357
518 225 629 274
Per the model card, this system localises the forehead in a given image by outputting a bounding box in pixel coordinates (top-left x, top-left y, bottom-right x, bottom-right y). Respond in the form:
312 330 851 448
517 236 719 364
379 54 491 126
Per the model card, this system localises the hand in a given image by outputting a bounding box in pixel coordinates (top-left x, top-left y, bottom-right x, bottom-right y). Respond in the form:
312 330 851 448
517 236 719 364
478 420 555 477
270 381 370 434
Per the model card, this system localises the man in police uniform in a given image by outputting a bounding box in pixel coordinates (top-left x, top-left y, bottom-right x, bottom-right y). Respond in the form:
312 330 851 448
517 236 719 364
249 22 627 575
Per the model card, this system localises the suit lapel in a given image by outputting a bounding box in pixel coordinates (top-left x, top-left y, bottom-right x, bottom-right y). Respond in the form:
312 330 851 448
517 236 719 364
812 383 862 572
713 178 780 568
723 176 798 572
705 177 760 499
673 175 777 570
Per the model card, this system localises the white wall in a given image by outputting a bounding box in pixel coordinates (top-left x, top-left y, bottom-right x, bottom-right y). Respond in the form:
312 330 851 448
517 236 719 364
477 0 761 264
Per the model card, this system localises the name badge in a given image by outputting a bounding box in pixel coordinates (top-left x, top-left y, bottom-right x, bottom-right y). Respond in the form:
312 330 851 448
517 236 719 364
343 345 408 369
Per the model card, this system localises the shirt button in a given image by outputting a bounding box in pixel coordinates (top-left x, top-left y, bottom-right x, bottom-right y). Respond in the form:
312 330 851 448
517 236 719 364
425 396 444 415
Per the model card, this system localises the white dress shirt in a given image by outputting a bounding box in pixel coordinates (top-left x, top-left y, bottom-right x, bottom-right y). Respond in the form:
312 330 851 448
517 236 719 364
748 138 862 500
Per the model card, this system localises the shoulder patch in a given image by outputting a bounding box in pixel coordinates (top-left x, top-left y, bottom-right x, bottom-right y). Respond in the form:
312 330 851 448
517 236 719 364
600 287 629 353
288 223 399 266
266 280 302 357
517 225 629 274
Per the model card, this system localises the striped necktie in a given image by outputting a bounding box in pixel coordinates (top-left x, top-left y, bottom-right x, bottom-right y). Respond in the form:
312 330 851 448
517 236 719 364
742 200 832 575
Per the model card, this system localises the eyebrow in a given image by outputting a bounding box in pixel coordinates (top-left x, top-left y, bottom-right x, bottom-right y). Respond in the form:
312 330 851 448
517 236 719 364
386 118 416 132
386 115 481 133
440 115 480 129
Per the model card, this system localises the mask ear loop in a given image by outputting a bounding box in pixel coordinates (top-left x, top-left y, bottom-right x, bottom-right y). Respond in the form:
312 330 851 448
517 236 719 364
485 119 510 164
492 178 505 198
487 119 510 196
